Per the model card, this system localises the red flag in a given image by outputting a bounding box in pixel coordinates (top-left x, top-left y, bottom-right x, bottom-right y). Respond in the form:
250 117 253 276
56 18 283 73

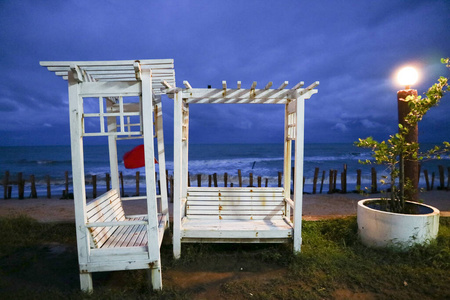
123 145 158 169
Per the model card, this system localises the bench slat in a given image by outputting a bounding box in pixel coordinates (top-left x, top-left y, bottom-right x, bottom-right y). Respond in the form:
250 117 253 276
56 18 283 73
87 190 147 249
185 187 285 221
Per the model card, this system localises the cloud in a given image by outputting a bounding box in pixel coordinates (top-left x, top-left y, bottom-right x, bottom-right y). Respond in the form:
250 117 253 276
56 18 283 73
332 123 349 133
0 0 449 146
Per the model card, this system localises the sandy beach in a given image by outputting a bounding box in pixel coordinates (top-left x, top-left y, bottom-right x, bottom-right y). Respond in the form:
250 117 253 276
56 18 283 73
1 190 449 223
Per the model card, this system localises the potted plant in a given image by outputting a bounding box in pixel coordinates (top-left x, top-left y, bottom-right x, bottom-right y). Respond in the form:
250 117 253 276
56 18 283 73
355 58 450 249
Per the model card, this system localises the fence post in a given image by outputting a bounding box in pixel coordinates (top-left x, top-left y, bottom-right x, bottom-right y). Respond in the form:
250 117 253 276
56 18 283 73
278 171 282 187
213 173 218 187
30 175 37 198
105 173 111 191
356 169 361 192
120 171 124 197
197 174 201 187
46 175 51 199
424 170 430 191
438 165 445 190
447 167 450 191
65 171 69 196
333 170 338 192
238 169 242 187
3 171 9 199
92 175 97 198
341 164 347 193
135 171 140 196
320 170 325 194
312 167 319 194
18 172 24 199
224 172 228 187
328 169 333 193
371 167 377 193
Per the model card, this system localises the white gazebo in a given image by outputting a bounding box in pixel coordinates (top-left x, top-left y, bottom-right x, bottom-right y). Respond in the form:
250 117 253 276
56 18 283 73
166 80 319 258
40 59 174 292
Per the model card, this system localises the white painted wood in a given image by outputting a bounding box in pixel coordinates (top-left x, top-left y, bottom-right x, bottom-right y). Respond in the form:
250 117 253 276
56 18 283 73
183 80 192 89
292 81 304 90
293 95 305 253
79 81 141 97
141 68 163 290
181 219 292 240
106 100 120 192
43 59 171 292
68 70 92 293
171 80 319 257
283 103 292 219
79 273 93 293
182 104 189 200
40 59 175 95
285 197 295 208
155 101 169 219
173 91 183 259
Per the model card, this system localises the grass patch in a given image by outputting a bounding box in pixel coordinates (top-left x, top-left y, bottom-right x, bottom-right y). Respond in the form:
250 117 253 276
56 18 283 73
0 215 448 299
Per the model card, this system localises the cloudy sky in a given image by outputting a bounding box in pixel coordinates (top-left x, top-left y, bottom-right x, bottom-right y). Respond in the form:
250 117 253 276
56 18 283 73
1 0 449 146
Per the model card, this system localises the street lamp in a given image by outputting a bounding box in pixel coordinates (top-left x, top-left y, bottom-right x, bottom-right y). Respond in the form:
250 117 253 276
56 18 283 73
396 66 419 201
397 66 419 89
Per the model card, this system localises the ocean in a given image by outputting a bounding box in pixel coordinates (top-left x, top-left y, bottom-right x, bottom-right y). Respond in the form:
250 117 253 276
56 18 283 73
0 143 448 198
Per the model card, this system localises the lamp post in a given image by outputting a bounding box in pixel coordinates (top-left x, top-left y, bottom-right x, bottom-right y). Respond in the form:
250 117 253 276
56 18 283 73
396 66 419 202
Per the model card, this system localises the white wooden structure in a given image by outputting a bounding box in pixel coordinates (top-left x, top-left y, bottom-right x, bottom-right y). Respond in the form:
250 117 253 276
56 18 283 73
40 59 174 291
166 80 319 258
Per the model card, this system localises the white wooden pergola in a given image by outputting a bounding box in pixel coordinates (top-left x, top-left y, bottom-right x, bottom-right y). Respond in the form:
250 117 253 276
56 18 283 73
40 59 174 292
165 80 319 258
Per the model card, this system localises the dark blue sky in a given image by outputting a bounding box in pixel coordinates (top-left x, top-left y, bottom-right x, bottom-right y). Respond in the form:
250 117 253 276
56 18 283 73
1 0 449 146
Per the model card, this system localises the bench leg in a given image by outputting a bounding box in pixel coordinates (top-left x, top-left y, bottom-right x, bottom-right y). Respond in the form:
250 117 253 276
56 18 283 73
80 272 93 293
150 262 162 290
173 238 181 259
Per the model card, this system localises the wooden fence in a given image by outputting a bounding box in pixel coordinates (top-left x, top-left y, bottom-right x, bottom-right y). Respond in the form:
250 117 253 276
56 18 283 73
2 165 450 200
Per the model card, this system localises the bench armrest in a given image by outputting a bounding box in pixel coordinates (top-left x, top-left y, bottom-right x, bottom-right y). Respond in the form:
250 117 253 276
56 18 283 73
284 197 294 208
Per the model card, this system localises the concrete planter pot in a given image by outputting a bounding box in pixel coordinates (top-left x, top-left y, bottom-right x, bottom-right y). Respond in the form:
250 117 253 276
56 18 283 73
357 198 440 249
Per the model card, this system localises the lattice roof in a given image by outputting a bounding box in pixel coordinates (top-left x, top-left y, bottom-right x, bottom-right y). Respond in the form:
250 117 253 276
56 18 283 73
167 80 319 104
40 59 175 95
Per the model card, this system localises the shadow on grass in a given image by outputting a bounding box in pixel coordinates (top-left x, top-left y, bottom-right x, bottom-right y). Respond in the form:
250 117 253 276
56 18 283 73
0 216 448 299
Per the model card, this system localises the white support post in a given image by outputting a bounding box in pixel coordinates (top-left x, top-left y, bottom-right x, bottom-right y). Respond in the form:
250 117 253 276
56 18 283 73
283 103 292 219
155 101 169 221
181 104 189 203
141 68 162 289
293 96 305 253
173 91 183 259
68 71 92 292
106 99 120 193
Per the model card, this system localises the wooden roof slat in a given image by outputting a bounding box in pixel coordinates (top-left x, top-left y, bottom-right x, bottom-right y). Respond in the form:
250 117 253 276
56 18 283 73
181 80 319 104
41 59 175 95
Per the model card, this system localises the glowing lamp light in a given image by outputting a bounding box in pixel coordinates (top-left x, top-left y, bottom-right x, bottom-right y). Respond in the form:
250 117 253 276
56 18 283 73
397 66 418 89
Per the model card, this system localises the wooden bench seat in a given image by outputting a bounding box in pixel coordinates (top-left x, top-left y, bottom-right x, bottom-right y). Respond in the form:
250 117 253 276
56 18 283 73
182 187 292 242
86 189 165 249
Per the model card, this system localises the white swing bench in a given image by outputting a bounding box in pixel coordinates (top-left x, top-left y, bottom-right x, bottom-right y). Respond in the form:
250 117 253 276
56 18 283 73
40 59 174 292
182 187 292 242
167 80 319 258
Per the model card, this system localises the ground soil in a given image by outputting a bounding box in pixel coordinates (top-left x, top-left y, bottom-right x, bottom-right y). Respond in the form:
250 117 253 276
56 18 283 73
1 190 449 299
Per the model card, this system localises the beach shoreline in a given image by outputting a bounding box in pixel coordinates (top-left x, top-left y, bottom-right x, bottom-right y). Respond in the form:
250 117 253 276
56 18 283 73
1 190 449 223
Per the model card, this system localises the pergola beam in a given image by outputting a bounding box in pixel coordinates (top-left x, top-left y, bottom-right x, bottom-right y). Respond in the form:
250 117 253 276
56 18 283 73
177 80 319 104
